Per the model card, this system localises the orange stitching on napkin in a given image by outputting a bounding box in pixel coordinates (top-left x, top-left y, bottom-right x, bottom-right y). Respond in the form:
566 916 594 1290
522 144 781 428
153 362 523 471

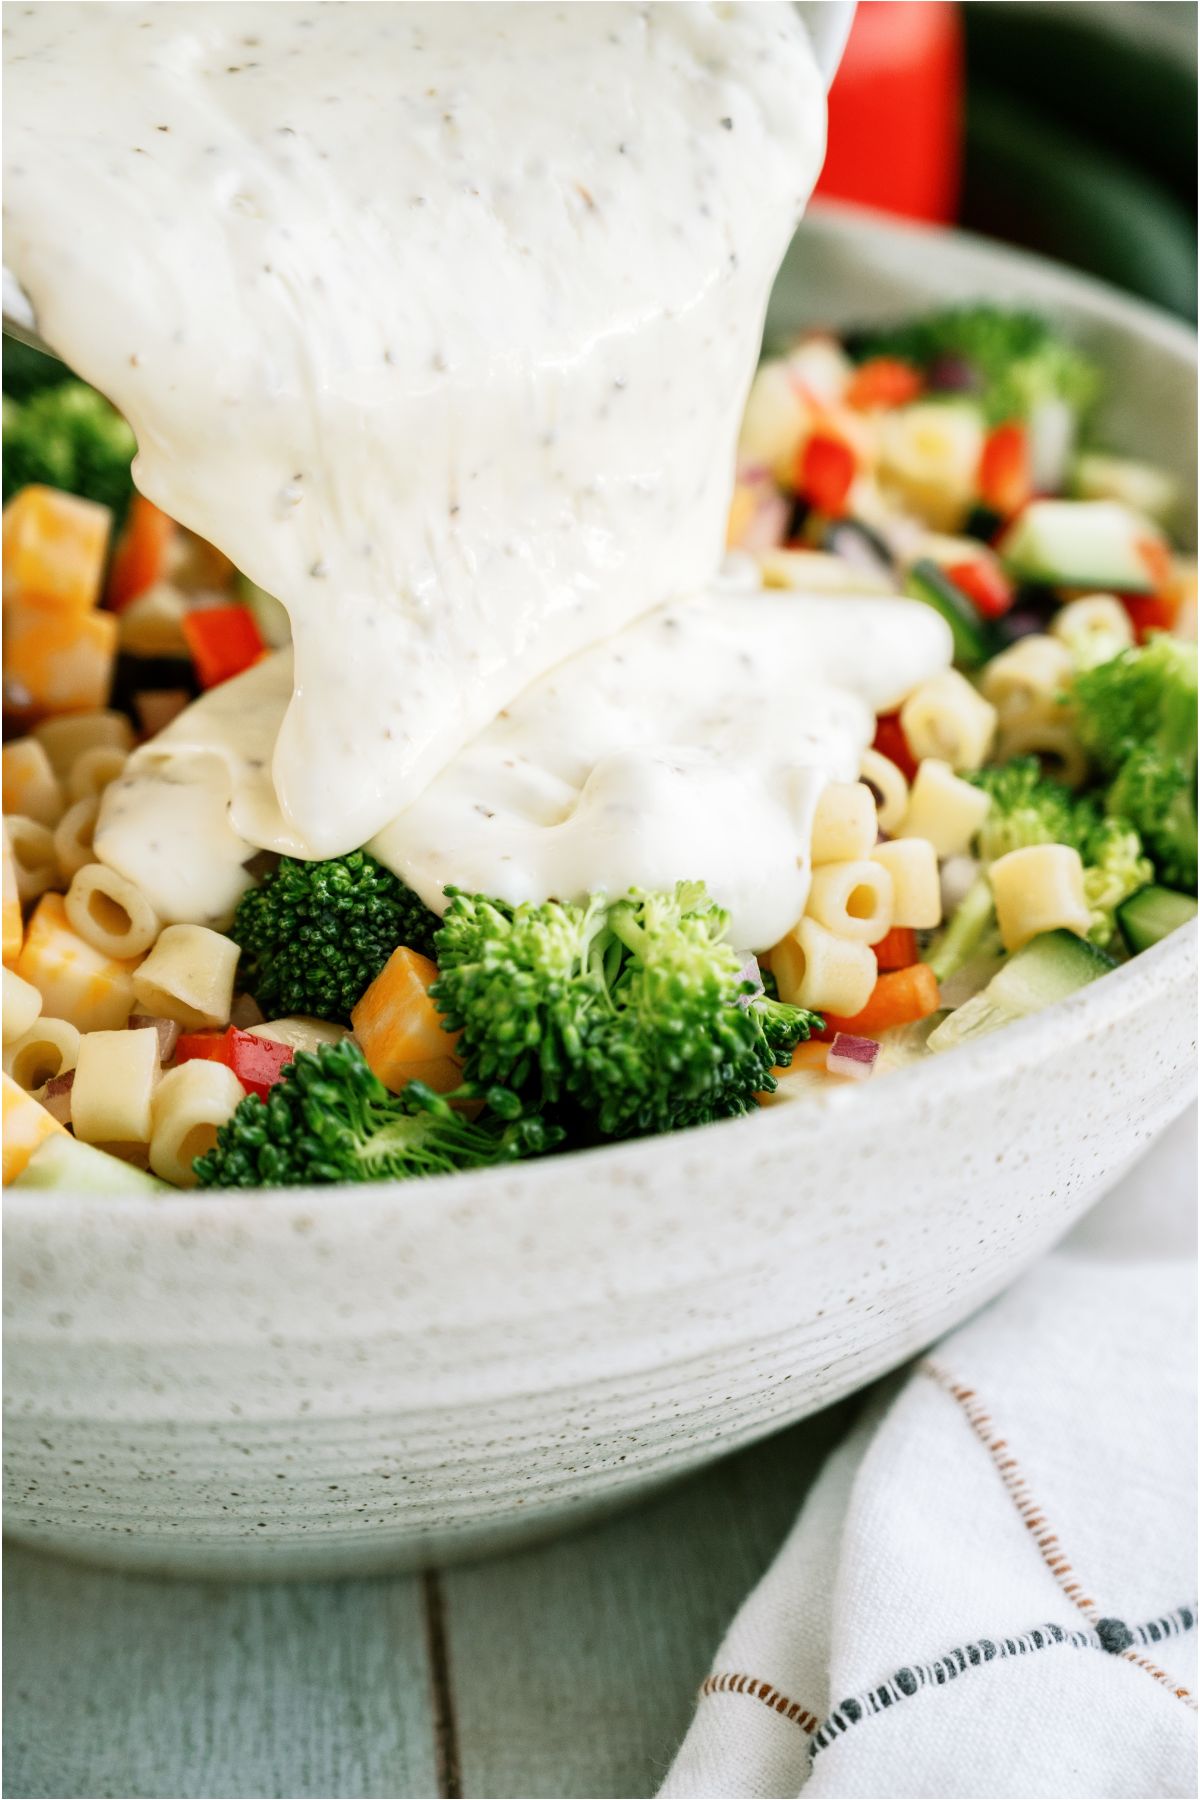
700 1671 819 1733
1121 1652 1197 1710
922 1361 1100 1620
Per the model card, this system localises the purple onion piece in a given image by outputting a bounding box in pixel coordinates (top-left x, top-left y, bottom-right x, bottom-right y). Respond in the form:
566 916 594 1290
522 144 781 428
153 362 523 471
827 1032 880 1080
735 954 764 1008
129 1014 181 1062
927 353 981 395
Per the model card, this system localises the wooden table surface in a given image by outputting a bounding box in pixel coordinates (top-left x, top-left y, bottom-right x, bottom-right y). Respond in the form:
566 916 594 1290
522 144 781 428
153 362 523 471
4 1398 855 1799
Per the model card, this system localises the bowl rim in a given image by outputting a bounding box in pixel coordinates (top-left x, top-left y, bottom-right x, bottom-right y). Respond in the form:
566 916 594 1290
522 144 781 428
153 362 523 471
6 207 1196 1231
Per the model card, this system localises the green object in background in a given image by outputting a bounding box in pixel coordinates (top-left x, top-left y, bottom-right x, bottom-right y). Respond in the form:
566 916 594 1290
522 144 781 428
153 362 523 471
963 87 1197 322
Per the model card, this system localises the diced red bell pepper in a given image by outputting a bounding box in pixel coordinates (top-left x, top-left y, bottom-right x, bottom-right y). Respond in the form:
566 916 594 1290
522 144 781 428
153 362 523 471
107 496 176 611
845 357 923 412
942 557 1016 620
795 433 858 517
175 1026 294 1100
1120 591 1181 644
181 604 266 689
871 710 919 783
1134 534 1172 593
978 421 1032 517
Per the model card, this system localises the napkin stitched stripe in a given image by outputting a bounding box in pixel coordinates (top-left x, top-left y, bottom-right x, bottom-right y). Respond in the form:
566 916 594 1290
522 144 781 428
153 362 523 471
921 1360 1101 1618
699 1671 819 1733
809 1605 1198 1756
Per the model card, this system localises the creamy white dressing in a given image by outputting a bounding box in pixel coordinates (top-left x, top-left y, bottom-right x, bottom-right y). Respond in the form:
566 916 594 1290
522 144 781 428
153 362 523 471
6 1 953 947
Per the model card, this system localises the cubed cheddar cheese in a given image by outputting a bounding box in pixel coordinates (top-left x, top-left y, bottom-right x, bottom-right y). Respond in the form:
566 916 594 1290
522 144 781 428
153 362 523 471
15 891 141 1031
2 1071 67 1184
2 485 111 612
351 947 460 1094
2 826 22 967
3 596 118 721
2 737 65 826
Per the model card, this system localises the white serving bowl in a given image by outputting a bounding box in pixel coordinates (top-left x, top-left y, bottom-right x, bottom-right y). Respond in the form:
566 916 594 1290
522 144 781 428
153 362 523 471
5 206 1197 1579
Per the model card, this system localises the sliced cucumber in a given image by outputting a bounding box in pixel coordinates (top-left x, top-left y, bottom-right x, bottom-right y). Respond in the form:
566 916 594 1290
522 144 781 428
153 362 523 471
999 499 1162 595
1071 453 1179 531
1116 885 1198 955
13 1133 167 1194
927 929 1114 1053
904 559 1000 670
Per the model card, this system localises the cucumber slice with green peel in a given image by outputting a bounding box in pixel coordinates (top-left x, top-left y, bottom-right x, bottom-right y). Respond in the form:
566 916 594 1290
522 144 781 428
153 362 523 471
13 1133 168 1194
999 500 1163 595
904 559 1001 671
1116 885 1198 955
927 929 1115 1053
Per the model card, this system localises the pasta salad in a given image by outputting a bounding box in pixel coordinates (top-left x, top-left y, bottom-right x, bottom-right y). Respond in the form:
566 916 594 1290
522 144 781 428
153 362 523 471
2 307 1196 1193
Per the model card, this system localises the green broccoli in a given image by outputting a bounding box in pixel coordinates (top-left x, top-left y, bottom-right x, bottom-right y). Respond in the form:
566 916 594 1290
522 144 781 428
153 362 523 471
853 305 1099 426
431 882 821 1139
232 850 441 1022
1073 637 1198 892
927 758 1149 977
3 379 137 518
194 1040 561 1188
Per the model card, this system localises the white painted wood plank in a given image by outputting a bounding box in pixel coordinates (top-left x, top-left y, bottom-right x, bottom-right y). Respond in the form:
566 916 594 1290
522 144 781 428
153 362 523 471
3 1547 439 1800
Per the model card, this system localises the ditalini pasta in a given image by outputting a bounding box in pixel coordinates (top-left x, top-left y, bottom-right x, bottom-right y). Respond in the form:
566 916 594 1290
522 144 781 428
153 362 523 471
872 838 943 930
806 859 894 945
71 1025 160 1144
66 863 161 961
1 738 64 827
53 797 101 885
66 744 128 805
149 1060 246 1187
990 844 1091 952
6 815 59 907
981 635 1074 720
132 924 240 1030
858 747 910 834
3 1014 81 1091
810 782 879 866
899 760 992 859
32 709 134 777
900 670 998 772
1 966 42 1046
771 916 878 1017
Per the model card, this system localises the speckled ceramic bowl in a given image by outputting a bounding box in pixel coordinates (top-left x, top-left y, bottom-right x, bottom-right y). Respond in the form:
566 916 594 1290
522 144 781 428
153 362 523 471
5 207 1197 1579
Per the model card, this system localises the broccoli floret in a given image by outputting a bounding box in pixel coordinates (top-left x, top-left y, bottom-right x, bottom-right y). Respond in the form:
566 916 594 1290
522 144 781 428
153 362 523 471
431 882 822 1139
1073 637 1198 892
194 1040 561 1188
232 850 441 1022
3 380 137 518
1081 816 1154 948
972 757 1095 865
854 306 1099 426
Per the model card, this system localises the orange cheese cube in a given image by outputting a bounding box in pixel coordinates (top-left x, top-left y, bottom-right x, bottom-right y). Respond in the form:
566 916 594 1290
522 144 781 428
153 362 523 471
350 947 460 1094
2 826 22 967
2 1071 67 1184
3 596 118 720
15 892 140 1031
3 485 111 612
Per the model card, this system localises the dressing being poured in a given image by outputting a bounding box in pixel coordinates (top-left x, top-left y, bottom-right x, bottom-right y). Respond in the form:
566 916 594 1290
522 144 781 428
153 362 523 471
6 1 951 944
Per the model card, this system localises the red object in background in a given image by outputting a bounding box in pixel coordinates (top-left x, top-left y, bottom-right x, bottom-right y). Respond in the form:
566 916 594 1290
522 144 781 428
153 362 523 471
815 2 964 225
796 432 858 516
175 1027 295 1100
943 556 1016 620
871 711 919 784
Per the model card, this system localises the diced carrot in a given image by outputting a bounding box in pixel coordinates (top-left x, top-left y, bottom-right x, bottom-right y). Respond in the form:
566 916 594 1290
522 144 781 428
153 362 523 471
942 557 1016 620
1120 591 1180 644
1134 532 1173 594
2 1071 68 1184
15 892 140 1031
181 604 266 690
795 432 858 516
845 357 923 412
3 596 118 721
978 422 1032 517
873 926 919 971
2 826 23 967
106 495 177 611
818 963 940 1039
351 947 460 1094
871 710 919 783
2 485 111 613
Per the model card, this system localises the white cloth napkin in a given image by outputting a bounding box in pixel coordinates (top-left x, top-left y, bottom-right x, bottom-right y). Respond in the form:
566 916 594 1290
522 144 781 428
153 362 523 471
662 1108 1197 1800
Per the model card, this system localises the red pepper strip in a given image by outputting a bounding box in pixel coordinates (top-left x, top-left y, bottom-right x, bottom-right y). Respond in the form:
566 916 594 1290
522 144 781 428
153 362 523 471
978 421 1032 517
872 710 919 784
1120 591 1180 644
106 495 176 611
845 357 923 412
181 604 266 690
873 926 918 971
942 557 1016 620
795 433 858 516
175 1026 295 1100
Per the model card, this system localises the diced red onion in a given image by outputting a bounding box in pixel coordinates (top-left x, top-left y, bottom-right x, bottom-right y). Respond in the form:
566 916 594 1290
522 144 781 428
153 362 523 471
229 992 266 1030
927 353 980 395
739 490 790 554
826 1033 880 1080
40 1069 74 1125
735 954 764 1007
129 1014 180 1062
